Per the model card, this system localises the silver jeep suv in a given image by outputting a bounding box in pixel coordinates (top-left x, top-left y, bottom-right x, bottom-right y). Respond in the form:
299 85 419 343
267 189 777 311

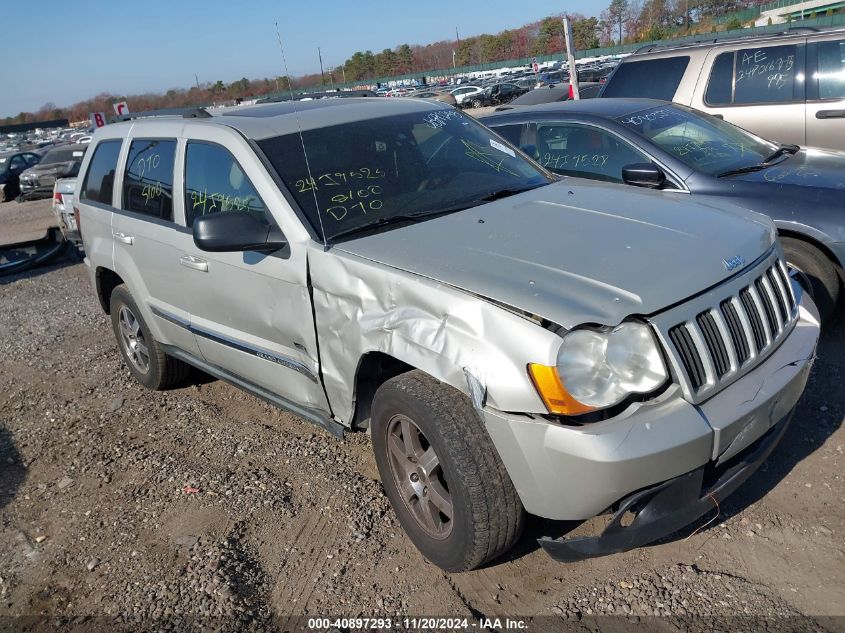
75 99 819 571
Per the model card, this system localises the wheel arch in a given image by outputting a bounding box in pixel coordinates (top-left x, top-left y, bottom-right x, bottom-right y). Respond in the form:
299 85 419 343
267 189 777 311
777 228 845 282
350 351 414 431
95 267 125 314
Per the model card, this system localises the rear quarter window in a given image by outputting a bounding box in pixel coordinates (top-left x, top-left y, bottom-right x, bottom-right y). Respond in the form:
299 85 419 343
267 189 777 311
122 139 176 221
601 56 690 100
80 140 122 206
705 45 803 106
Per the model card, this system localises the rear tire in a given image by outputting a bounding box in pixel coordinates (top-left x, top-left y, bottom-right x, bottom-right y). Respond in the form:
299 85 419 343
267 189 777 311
371 370 525 572
470 98 483 109
109 284 190 390
0 185 6 203
781 237 840 323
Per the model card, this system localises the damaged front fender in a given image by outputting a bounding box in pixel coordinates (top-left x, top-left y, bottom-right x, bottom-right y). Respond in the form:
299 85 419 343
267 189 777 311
308 244 563 426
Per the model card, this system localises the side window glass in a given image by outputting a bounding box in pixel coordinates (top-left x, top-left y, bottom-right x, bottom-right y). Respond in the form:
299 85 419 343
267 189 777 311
24 153 40 166
734 45 800 104
492 124 524 148
705 51 734 106
184 142 269 227
601 57 690 100
536 124 648 183
9 156 26 171
81 140 122 205
817 40 845 100
122 139 176 221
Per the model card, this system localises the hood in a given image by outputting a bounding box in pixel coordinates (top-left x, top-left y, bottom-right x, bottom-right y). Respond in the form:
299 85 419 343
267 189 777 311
22 161 79 181
25 160 77 175
727 149 845 196
336 180 776 329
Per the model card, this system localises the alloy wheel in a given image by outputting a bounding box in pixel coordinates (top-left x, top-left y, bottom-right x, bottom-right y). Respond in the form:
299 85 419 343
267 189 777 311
118 306 150 374
385 414 453 539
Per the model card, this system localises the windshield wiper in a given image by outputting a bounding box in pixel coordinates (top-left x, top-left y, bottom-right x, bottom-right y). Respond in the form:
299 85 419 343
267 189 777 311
478 186 538 202
762 143 799 163
717 144 800 178
327 207 468 242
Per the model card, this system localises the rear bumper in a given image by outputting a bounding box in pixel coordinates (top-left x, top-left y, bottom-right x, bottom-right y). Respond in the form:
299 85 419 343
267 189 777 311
538 404 793 562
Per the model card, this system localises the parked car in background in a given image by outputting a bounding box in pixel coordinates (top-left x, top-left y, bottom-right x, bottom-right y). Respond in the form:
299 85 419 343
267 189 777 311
473 82 528 107
77 99 818 571
537 70 570 86
600 27 845 151
482 98 845 320
498 83 602 108
406 88 457 107
18 143 87 201
576 66 615 83
450 85 485 108
52 177 80 244
0 150 41 202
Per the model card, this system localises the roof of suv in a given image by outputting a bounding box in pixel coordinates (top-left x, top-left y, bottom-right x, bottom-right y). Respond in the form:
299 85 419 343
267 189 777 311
629 26 845 57
110 98 451 141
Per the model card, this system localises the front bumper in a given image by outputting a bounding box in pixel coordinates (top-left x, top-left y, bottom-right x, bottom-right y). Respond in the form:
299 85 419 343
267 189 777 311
482 293 819 559
539 407 793 562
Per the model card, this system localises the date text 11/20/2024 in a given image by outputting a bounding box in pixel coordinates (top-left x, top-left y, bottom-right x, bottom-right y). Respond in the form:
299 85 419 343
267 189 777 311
306 617 528 630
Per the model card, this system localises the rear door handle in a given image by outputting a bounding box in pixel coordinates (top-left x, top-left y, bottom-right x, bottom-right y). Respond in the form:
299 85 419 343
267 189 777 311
816 110 845 119
712 114 724 120
180 255 209 272
113 232 134 245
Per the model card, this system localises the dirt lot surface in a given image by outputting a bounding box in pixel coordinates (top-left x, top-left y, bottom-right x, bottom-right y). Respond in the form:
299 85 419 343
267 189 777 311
0 198 56 247
1 258 843 632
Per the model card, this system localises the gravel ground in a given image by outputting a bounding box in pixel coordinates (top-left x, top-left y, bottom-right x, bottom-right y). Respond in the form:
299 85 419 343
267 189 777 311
1 255 844 632
0 198 56 246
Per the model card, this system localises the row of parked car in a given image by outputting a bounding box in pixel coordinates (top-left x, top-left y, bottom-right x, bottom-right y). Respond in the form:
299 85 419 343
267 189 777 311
0 142 88 203
54 24 843 575
389 59 620 109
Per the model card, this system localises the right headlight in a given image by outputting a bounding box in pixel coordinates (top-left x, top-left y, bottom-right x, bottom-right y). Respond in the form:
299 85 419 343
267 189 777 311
529 321 668 416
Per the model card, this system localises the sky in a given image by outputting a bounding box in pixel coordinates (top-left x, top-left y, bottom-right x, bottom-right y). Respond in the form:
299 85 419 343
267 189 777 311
0 0 598 118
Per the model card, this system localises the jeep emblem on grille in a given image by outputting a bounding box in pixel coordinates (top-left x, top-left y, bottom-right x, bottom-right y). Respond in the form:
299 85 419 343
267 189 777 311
722 255 746 272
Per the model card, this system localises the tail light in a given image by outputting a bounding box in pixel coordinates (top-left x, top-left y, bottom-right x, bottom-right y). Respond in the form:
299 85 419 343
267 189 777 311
568 83 574 99
53 189 63 206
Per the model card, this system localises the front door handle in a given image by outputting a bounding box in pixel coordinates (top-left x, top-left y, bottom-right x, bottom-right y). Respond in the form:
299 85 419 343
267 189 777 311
180 255 209 272
113 232 134 245
816 109 845 119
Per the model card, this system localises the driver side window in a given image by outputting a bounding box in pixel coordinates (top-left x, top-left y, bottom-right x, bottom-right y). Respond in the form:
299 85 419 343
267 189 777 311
533 123 649 184
184 142 269 228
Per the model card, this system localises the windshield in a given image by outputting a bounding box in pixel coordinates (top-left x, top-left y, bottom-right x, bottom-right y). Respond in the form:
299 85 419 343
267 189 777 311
617 104 776 176
41 147 85 165
258 109 550 241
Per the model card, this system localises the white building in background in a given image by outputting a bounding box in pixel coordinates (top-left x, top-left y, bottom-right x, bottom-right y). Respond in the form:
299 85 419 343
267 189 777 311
755 0 845 26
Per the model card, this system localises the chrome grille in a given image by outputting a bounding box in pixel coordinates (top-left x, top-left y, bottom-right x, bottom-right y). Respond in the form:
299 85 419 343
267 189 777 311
665 258 798 397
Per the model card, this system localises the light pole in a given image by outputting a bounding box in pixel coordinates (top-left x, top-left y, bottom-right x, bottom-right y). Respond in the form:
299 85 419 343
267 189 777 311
318 46 326 86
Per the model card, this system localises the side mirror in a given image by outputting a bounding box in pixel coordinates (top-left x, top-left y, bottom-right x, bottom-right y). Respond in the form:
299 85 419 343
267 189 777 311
193 211 287 253
622 163 665 189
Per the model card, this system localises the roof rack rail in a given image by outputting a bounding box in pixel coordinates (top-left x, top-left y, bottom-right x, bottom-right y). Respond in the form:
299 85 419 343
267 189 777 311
633 24 833 54
110 107 211 123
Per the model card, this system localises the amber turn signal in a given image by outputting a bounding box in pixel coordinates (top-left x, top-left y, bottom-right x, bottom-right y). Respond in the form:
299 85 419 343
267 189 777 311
527 364 596 416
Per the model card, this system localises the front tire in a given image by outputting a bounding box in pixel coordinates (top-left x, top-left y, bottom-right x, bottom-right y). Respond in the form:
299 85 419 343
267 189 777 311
371 370 525 572
781 237 840 323
109 284 190 390
469 98 483 109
